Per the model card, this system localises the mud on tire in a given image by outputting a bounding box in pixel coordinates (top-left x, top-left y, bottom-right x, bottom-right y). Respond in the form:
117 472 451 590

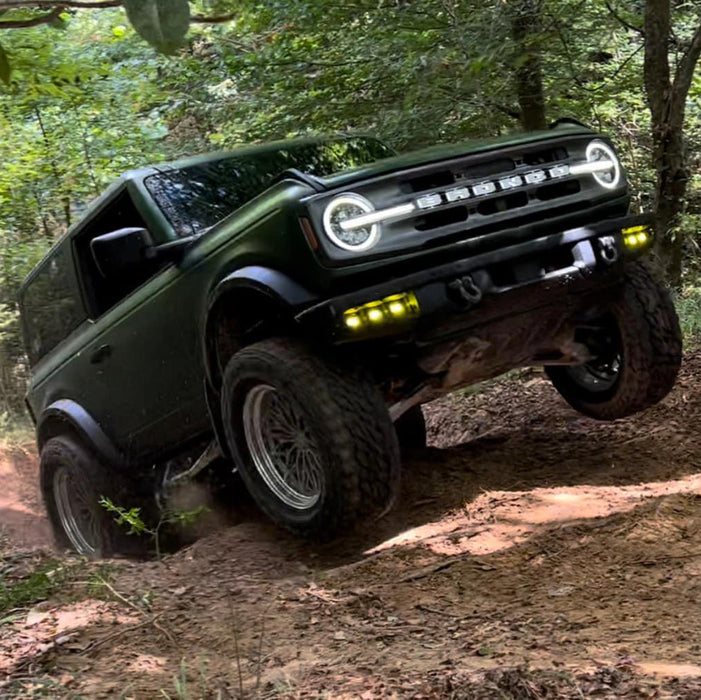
546 261 682 420
221 338 400 539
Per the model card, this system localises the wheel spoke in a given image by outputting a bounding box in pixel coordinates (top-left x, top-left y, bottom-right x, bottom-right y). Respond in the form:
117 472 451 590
242 384 323 510
53 467 99 556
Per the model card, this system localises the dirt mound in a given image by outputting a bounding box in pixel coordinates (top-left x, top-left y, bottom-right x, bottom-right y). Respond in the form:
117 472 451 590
5 353 701 696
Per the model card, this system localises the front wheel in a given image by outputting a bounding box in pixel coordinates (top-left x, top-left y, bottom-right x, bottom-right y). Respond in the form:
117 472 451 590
546 261 682 420
221 339 400 539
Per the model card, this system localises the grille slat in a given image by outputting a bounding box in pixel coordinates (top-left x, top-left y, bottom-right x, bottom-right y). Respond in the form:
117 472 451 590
387 136 604 237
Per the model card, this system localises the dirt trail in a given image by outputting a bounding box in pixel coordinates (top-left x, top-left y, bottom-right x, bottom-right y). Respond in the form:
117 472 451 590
0 444 49 550
5 355 701 696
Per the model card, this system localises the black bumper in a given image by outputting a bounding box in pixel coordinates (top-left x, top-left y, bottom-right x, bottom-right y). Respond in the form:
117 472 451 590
296 214 650 344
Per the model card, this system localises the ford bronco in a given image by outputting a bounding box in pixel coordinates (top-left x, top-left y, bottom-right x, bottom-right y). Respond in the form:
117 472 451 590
19 123 682 555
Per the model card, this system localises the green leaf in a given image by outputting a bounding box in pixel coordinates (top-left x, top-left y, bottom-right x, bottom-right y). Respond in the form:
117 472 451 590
123 0 190 55
0 44 11 86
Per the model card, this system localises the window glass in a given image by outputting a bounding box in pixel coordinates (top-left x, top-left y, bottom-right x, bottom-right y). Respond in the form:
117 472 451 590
145 137 394 237
74 189 165 317
21 246 86 365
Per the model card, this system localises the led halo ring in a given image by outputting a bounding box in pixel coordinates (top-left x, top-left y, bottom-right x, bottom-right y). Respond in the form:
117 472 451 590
586 139 621 189
322 193 380 252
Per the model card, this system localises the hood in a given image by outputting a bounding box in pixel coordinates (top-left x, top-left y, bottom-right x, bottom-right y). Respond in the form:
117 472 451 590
318 124 596 190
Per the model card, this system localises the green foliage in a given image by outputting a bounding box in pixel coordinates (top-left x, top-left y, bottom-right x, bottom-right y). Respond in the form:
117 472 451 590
676 286 701 348
100 495 209 558
0 560 67 617
99 497 150 536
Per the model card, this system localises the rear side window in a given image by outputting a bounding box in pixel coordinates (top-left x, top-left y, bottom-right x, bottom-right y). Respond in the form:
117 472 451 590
20 245 86 366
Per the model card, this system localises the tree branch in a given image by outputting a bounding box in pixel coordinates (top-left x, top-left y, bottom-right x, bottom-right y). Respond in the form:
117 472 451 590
673 18 701 112
604 0 644 35
0 4 64 27
191 11 236 24
0 1 120 7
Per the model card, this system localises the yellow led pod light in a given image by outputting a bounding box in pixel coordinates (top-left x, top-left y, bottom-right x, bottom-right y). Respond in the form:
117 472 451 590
343 292 420 331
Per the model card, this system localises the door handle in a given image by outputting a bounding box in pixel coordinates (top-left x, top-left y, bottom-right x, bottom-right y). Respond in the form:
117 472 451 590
90 344 112 364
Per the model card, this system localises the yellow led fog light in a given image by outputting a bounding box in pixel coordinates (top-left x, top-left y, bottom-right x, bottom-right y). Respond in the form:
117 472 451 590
366 303 385 323
342 292 420 331
622 224 651 250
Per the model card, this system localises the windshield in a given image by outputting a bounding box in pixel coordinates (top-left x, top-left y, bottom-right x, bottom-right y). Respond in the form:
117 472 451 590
144 137 394 237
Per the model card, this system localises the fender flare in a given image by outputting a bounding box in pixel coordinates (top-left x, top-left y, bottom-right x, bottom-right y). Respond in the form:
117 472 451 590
37 399 124 468
208 266 317 310
203 266 317 385
202 267 318 459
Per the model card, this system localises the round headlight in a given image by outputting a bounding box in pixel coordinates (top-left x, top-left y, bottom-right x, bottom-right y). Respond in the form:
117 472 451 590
322 193 379 252
586 140 621 189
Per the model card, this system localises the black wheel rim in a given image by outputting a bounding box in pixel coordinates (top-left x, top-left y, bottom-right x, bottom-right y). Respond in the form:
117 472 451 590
567 315 622 394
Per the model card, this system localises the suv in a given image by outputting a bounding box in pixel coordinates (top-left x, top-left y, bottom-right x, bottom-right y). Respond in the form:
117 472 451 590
20 123 681 555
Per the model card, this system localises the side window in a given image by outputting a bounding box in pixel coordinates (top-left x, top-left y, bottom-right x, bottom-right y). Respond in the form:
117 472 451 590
74 189 166 317
21 246 86 366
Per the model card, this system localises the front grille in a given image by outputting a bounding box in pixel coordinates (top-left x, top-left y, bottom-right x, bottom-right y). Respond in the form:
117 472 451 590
373 134 621 251
309 131 628 267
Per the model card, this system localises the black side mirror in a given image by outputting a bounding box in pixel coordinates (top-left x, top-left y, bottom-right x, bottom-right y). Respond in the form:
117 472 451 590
91 228 196 278
91 227 154 279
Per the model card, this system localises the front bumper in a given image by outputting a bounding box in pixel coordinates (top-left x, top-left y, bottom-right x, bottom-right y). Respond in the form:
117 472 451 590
296 214 650 345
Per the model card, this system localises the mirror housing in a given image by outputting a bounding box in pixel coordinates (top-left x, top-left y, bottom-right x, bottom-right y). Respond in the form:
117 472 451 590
91 228 153 279
91 228 195 278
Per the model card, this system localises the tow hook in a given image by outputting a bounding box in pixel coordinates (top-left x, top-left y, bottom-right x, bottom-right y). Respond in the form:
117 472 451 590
447 274 483 308
597 235 619 264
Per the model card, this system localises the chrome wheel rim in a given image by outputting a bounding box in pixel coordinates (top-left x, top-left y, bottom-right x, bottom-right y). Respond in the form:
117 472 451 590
242 384 323 510
53 466 100 556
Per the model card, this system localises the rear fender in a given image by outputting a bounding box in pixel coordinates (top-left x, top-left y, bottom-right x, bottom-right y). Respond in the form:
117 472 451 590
37 399 124 468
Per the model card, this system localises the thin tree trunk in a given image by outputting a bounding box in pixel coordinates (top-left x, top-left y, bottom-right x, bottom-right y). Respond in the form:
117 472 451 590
643 0 701 285
510 0 547 131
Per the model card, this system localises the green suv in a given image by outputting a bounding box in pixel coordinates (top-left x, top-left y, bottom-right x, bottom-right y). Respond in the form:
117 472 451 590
19 122 681 555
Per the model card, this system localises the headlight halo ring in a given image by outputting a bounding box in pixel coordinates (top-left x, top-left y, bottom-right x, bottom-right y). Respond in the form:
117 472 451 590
322 193 380 252
586 139 621 189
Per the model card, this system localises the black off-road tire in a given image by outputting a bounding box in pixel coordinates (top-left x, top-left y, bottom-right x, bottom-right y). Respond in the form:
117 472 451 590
546 261 682 420
394 405 427 451
221 338 400 539
40 435 150 558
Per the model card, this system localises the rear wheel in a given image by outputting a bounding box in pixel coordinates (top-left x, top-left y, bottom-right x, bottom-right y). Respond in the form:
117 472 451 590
221 339 400 539
40 436 149 558
546 261 681 420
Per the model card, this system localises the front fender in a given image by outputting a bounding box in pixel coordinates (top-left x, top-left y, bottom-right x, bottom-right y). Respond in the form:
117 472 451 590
208 266 317 310
203 266 317 386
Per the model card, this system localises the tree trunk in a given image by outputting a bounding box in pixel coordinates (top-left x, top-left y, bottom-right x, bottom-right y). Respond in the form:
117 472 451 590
650 121 687 283
643 0 701 285
510 0 547 131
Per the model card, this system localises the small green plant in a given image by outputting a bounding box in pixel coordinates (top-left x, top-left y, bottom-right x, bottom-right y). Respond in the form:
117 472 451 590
160 659 190 700
100 496 209 559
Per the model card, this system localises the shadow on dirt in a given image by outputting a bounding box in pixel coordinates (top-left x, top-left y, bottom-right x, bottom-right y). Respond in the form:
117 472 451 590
225 362 701 570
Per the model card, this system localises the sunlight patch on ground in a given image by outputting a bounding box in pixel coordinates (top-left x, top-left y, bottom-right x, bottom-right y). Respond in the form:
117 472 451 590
637 662 701 678
367 473 701 557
